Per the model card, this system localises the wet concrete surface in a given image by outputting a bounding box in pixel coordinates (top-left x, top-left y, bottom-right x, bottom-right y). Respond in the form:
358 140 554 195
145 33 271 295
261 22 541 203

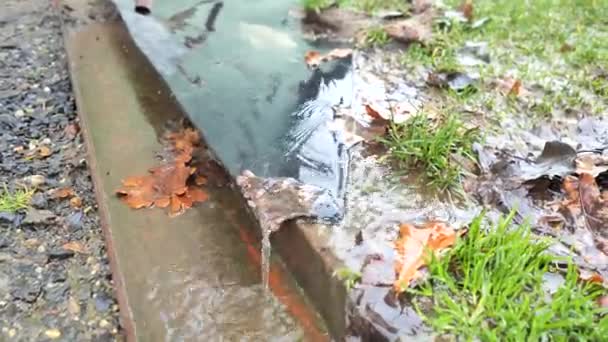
63 13 327 340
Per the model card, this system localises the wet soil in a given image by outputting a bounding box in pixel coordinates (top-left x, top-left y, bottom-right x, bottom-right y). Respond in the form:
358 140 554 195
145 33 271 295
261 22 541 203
0 0 121 340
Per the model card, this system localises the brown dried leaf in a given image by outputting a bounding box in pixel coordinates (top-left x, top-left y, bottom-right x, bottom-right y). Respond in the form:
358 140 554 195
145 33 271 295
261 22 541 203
39 146 53 157
304 49 353 68
394 222 456 293
70 196 82 208
384 9 434 44
64 123 80 140
169 195 184 217
62 241 87 254
187 187 209 203
52 187 75 199
195 175 208 186
154 196 171 208
460 0 474 21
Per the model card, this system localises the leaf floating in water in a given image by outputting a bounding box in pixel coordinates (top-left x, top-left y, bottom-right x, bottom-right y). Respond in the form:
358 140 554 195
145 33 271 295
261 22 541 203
394 221 456 293
304 48 353 69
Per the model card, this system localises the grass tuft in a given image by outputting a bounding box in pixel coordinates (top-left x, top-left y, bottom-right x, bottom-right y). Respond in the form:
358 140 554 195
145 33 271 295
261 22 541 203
333 267 362 291
381 114 479 191
363 26 390 47
412 212 608 341
0 185 34 213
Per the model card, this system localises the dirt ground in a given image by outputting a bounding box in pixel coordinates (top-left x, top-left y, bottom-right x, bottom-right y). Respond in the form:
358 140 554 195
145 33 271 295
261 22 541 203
0 1 122 340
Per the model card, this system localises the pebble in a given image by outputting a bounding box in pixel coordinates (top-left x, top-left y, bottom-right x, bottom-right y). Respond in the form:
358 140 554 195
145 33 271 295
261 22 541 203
8 328 16 337
99 319 109 328
27 175 46 187
14 109 25 118
44 329 61 339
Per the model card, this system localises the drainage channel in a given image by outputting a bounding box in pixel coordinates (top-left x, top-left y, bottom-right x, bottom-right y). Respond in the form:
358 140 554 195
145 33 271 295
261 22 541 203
61 3 328 340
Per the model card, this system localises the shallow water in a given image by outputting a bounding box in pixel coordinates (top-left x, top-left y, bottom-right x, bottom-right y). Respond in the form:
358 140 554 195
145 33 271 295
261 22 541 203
112 0 354 200
68 19 325 340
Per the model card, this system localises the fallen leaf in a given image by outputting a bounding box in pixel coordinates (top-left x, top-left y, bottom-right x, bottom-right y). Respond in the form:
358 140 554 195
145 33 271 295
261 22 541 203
52 187 75 199
39 146 53 157
70 196 82 208
64 123 80 140
304 49 353 68
169 195 183 217
496 77 530 97
304 51 322 68
459 0 474 21
578 173 608 231
62 241 87 254
384 17 432 44
599 296 608 308
187 187 209 203
154 196 171 208
580 269 604 284
575 153 608 177
394 221 456 292
195 175 207 185
117 127 209 217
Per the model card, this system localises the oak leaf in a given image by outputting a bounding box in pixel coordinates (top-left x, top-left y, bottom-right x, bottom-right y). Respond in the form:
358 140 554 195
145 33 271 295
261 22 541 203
394 221 456 293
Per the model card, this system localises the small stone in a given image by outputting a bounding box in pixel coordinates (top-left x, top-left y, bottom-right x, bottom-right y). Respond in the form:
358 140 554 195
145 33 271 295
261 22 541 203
95 293 112 312
47 249 74 261
30 193 48 209
43 87 50 93
99 319 110 328
44 329 61 339
23 208 55 225
15 109 25 117
68 296 80 316
8 328 16 337
27 175 46 187
37 245 46 253
24 238 40 248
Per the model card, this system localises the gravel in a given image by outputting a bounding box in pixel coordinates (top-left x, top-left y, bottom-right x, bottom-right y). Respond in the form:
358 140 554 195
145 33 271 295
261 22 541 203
0 0 122 340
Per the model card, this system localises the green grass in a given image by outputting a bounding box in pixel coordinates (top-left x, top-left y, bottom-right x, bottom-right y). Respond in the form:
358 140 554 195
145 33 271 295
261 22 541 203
333 267 362 291
302 0 409 14
362 26 390 47
381 113 480 191
0 185 33 213
399 0 608 118
412 212 608 341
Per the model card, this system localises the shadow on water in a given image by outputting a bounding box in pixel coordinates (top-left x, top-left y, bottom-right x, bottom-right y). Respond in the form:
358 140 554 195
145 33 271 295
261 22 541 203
111 0 354 212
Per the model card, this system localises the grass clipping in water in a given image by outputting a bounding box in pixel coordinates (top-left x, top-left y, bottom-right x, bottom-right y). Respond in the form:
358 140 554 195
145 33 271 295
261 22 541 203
412 213 608 340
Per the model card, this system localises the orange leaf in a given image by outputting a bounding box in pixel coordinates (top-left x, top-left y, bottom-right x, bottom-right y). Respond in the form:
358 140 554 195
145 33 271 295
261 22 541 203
122 176 148 187
195 175 208 186
39 146 53 157
365 104 386 121
304 51 322 68
62 241 88 254
460 0 474 21
52 187 75 199
394 221 456 293
169 195 183 217
70 196 82 208
188 187 209 203
177 194 193 209
509 79 522 96
154 196 171 208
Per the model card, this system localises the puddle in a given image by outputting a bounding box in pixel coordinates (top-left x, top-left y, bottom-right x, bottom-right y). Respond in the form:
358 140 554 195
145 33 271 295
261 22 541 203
66 18 327 340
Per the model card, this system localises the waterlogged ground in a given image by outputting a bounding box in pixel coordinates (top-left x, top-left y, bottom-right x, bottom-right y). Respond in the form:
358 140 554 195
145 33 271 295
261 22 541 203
299 0 608 340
